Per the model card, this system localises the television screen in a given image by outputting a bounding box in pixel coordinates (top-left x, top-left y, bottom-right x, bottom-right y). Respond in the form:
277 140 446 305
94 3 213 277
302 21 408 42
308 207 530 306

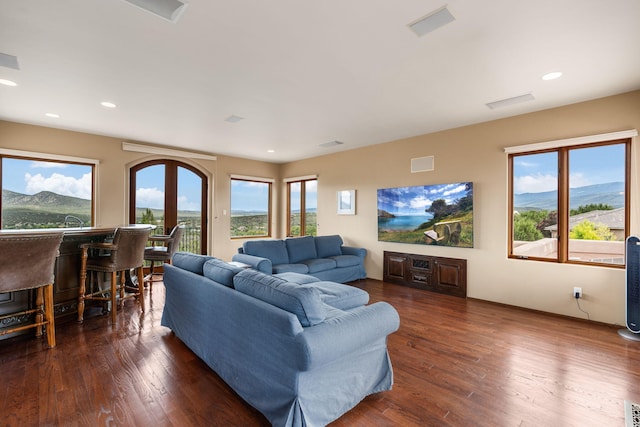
377 181 473 247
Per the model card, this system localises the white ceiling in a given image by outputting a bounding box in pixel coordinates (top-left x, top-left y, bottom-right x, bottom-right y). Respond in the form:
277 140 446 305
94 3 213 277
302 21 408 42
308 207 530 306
1 0 639 163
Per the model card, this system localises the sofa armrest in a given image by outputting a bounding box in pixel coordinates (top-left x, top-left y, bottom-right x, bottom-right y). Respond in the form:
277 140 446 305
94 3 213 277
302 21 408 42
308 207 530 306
231 253 272 274
341 246 367 258
295 302 399 371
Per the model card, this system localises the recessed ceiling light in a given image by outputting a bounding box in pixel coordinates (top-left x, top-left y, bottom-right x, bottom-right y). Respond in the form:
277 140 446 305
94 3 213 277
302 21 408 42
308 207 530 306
0 78 17 87
101 101 117 108
267 149 275 153
542 71 563 81
45 113 60 118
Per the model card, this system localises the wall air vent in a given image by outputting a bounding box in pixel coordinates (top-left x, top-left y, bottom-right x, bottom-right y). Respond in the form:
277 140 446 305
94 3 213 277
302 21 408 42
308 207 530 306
319 140 345 148
408 6 455 37
0 53 20 70
123 0 188 23
411 155 434 173
486 93 535 109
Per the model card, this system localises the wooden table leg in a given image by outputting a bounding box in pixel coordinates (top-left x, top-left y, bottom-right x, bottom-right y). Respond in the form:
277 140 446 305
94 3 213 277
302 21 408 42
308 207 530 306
137 265 145 312
44 284 56 348
35 287 44 337
78 246 88 323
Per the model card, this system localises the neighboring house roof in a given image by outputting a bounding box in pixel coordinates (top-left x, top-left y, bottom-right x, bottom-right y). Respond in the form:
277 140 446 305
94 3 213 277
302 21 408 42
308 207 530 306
545 208 624 232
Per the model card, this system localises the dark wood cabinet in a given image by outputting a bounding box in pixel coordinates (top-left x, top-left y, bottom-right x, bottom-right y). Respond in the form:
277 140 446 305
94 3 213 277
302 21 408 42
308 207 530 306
383 251 467 298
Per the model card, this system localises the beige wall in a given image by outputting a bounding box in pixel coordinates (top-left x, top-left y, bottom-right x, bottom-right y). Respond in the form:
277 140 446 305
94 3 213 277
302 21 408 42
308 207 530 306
281 90 640 326
0 119 281 260
1 89 638 325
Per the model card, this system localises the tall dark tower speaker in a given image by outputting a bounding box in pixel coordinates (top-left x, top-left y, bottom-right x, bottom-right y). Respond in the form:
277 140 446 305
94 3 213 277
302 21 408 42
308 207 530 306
619 235 640 341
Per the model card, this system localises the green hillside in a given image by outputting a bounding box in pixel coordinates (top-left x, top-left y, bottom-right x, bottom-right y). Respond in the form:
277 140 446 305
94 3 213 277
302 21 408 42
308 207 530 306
2 190 91 228
1 190 202 229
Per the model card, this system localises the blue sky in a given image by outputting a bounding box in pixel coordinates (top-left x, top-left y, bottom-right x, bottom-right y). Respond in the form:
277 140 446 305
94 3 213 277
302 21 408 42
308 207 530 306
2 158 203 211
133 164 202 211
230 179 318 212
2 158 92 199
287 180 318 212
4 143 622 211
377 182 471 216
231 180 270 212
512 144 625 194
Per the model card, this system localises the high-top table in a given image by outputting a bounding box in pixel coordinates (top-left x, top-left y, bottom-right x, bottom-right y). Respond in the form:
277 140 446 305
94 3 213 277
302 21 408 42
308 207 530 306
0 225 151 338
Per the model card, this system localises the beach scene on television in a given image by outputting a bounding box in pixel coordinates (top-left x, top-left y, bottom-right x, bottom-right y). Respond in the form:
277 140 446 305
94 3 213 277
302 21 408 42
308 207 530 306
377 182 473 247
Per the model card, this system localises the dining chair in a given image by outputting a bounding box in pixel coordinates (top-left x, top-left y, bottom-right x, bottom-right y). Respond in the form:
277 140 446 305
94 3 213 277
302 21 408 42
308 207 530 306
143 225 184 288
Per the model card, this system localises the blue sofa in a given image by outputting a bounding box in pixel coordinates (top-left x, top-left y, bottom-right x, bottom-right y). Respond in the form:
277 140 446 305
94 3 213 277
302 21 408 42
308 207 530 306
161 252 400 427
231 235 367 283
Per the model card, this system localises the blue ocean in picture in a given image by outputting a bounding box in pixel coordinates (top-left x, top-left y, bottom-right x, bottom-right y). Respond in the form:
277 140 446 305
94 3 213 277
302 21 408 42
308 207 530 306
378 214 433 231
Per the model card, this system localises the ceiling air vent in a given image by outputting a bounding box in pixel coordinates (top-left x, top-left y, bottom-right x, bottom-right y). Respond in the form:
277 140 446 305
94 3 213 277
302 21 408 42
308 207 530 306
0 52 20 70
123 0 188 23
225 115 244 123
319 140 344 148
486 93 535 109
408 6 455 37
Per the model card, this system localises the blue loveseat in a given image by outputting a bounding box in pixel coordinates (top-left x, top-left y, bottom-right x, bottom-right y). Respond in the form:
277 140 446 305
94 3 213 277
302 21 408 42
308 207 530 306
162 252 399 427
231 235 367 283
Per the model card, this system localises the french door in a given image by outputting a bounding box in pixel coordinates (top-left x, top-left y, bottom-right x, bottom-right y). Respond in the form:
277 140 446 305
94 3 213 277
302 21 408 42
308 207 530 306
129 160 207 254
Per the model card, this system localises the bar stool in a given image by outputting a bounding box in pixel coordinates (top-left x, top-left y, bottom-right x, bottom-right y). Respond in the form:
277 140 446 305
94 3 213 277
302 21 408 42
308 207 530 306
77 226 151 324
143 225 184 288
0 232 64 348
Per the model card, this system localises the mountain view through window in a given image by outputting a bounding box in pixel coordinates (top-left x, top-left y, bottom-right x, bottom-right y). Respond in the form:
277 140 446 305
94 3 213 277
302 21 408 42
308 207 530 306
510 141 628 266
1 157 94 229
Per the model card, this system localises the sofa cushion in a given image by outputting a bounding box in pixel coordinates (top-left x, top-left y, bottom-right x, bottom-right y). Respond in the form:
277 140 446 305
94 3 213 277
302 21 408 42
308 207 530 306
243 240 289 265
233 269 326 327
314 235 344 258
203 259 243 287
285 236 318 264
172 252 216 275
272 263 309 274
302 258 337 273
328 254 362 268
274 272 320 284
323 304 346 320
312 281 370 310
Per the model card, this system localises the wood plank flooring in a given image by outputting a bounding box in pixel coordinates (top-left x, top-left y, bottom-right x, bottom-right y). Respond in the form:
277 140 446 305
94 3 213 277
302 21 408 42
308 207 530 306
1 279 640 426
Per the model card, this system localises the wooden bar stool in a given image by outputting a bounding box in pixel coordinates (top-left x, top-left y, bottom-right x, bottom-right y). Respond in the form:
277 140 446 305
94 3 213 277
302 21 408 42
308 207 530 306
0 232 64 348
77 226 151 324
143 225 184 288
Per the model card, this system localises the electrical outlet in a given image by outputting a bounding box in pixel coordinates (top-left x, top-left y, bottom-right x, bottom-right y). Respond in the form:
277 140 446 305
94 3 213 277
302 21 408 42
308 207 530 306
573 287 582 299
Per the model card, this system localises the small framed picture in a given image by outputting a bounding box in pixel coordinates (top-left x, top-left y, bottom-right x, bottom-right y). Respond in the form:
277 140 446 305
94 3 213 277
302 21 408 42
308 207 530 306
337 190 356 215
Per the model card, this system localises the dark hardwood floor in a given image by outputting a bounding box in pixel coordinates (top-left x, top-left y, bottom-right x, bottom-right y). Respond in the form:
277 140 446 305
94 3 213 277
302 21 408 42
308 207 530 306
2 278 640 426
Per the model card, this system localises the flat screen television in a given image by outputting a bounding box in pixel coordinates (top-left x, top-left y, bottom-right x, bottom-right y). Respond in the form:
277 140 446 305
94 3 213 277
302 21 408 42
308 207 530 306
377 181 473 247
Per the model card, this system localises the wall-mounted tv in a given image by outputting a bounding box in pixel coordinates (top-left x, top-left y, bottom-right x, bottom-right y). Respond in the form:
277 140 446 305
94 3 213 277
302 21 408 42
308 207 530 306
377 182 473 247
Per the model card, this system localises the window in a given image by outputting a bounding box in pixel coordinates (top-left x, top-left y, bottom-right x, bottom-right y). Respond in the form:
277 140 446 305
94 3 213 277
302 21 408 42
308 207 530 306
230 177 272 238
130 160 208 254
287 177 317 237
1 153 95 229
508 137 630 267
